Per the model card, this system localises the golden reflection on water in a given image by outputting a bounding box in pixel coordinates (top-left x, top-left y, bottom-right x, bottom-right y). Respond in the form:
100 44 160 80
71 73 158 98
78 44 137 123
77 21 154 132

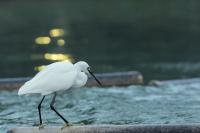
44 53 72 61
35 36 51 45
34 65 46 71
49 28 65 37
33 28 73 72
57 39 65 46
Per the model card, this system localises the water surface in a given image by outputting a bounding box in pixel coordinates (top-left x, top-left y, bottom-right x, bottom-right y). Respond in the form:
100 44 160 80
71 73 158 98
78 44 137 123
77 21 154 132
1 0 200 80
1 84 200 132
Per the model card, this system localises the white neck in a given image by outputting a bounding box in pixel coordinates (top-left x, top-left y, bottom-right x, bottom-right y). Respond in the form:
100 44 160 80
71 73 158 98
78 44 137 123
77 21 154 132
74 62 81 70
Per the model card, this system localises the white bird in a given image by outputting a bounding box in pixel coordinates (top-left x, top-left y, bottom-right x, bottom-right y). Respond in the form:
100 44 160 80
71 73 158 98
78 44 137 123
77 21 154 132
18 61 102 128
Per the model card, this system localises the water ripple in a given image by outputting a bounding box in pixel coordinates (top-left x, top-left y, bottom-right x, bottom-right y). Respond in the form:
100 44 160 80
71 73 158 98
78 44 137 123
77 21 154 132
1 84 200 132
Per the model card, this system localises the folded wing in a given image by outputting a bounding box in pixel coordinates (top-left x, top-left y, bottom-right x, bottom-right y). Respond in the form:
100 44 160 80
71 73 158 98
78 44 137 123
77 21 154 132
18 61 77 95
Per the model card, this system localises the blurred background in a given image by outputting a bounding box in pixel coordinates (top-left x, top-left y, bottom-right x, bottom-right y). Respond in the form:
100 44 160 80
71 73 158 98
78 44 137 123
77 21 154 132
1 0 200 81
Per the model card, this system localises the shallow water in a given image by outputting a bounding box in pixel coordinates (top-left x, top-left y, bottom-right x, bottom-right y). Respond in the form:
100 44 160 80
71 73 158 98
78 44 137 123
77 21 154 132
1 84 200 132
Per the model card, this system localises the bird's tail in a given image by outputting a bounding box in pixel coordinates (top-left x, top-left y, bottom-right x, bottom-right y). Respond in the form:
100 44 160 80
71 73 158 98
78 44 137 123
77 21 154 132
18 82 33 95
18 86 27 96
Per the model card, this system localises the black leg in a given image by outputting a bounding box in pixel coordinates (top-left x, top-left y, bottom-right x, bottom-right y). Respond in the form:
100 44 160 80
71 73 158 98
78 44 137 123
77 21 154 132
38 96 45 125
50 92 69 124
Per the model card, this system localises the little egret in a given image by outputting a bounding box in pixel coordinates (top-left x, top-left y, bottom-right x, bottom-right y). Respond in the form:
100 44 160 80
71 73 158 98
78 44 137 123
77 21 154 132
18 61 102 128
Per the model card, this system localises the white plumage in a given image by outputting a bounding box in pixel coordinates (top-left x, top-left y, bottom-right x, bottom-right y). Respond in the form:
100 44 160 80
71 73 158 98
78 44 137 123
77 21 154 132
18 61 89 96
18 60 102 127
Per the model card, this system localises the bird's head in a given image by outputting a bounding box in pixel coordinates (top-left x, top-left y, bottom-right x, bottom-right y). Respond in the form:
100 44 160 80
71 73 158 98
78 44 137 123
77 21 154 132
74 61 90 73
74 61 102 86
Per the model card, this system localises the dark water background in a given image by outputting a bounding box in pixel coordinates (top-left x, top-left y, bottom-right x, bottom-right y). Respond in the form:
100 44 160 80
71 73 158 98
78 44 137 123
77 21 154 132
1 0 200 81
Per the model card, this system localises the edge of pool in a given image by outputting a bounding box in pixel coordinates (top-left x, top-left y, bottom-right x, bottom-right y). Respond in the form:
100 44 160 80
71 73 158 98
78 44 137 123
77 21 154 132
0 71 144 90
7 124 200 133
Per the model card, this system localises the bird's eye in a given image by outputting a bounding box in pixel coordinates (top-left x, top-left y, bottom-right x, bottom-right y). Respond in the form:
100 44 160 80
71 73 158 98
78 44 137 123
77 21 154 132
87 67 90 70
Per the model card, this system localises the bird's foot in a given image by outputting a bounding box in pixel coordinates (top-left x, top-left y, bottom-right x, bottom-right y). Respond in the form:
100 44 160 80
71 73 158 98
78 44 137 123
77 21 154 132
33 123 45 129
61 123 73 130
38 124 45 130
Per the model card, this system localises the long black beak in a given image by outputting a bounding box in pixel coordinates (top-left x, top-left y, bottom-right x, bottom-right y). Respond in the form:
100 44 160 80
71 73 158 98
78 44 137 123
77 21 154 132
88 69 102 87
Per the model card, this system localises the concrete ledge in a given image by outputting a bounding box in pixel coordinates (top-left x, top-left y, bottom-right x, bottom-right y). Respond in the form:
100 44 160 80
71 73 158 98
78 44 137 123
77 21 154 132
7 124 200 133
149 78 200 87
86 71 143 87
0 71 143 90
